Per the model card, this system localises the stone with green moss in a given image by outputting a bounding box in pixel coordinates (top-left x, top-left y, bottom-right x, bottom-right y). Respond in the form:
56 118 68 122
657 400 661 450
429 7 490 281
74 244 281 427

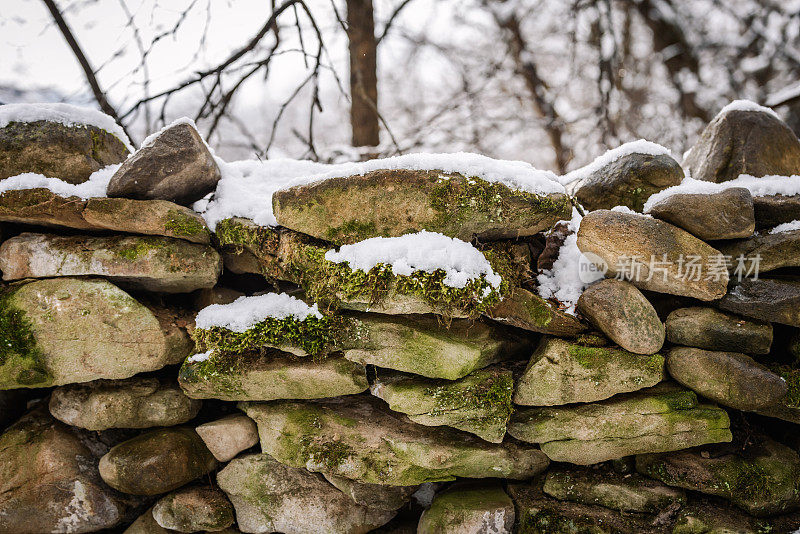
322 474 417 511
216 453 396 533
0 188 210 243
99 427 217 496
673 496 800 534
273 168 571 244
0 232 221 293
418 482 514 534
514 336 665 406
542 467 685 514
509 383 732 465
665 307 772 355
486 287 586 336
241 394 549 486
753 366 800 423
152 486 234 532
636 436 800 517
178 349 368 401
0 278 189 389
370 367 514 442
0 120 129 184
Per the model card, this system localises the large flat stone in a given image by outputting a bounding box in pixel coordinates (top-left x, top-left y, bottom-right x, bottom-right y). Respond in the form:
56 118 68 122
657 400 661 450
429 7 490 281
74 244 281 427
241 394 549 486
718 229 800 273
665 306 772 355
485 287 586 337
646 187 755 240
577 210 729 300
273 168 571 244
718 278 800 326
417 482 514 534
0 278 190 389
0 233 221 293
514 337 665 406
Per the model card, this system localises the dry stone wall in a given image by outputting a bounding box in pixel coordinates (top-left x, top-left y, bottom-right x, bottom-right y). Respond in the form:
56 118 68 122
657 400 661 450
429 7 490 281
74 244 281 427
1 101 800 533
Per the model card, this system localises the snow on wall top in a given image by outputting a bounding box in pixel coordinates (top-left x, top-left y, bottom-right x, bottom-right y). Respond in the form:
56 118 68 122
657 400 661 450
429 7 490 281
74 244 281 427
643 175 800 212
716 99 779 119
195 152 565 230
0 103 133 152
560 140 673 186
195 293 322 333
0 164 121 200
324 230 502 290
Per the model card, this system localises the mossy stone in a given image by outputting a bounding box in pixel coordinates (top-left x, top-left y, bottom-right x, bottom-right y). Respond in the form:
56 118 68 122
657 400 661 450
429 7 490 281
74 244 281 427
152 486 234 532
665 307 772 355
418 482 514 534
486 287 586 337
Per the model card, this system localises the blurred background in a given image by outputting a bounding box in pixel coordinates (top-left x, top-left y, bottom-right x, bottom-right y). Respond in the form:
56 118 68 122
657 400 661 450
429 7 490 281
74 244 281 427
1 0 799 170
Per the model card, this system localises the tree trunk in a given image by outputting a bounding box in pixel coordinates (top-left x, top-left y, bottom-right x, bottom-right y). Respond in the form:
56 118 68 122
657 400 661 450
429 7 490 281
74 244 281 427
347 0 380 147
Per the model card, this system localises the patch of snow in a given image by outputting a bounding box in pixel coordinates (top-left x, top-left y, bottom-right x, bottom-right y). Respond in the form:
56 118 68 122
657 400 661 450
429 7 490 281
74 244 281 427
769 220 800 234
140 116 206 149
644 175 800 212
560 140 673 185
717 99 779 119
54 479 91 533
537 208 605 315
325 230 501 289
0 164 120 200
187 350 213 363
610 205 652 217
194 152 564 230
0 102 133 152
195 293 322 333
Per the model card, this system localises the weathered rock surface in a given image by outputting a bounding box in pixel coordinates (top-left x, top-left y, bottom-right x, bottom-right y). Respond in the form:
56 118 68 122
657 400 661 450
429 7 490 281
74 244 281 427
322 474 417 511
49 377 201 430
673 497 800 534
0 189 211 243
646 187 755 240
573 152 684 212
0 233 221 293
718 278 800 326
513 337 664 406
152 486 235 532
273 168 571 244
753 194 800 228
683 107 800 183
107 122 221 205
216 454 396 534
370 367 513 443
0 278 189 389
666 347 786 410
509 384 731 464
577 210 729 300
636 437 800 516
0 120 129 183
195 414 259 462
486 287 586 337
0 407 141 534
542 468 685 514
179 350 368 401
576 279 664 354
99 427 217 495
417 482 514 534
718 228 800 273
241 395 549 486
665 306 772 354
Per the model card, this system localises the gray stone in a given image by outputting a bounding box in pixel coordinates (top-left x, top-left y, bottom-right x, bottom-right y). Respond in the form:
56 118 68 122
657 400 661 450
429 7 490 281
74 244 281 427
636 437 800 517
417 482 514 534
665 306 773 354
49 377 201 430
684 108 800 183
0 278 190 389
152 486 235 533
577 279 664 354
753 194 800 228
718 228 800 273
513 336 665 406
107 122 221 205
0 120 129 184
666 346 786 410
718 278 800 326
646 187 755 240
0 407 142 533
509 384 732 465
99 427 217 495
572 152 684 212
216 454 396 534
370 367 513 443
195 414 259 462
241 395 549 486
0 233 221 293
322 474 417 511
577 210 729 300
272 168 571 244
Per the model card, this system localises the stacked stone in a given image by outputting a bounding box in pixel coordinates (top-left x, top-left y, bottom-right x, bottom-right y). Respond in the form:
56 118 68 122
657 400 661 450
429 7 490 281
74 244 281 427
0 100 799 534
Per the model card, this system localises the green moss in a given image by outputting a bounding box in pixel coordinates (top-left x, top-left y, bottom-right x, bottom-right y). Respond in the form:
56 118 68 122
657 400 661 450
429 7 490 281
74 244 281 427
523 294 554 327
324 219 378 242
427 370 514 428
773 366 800 408
179 352 245 397
164 210 207 237
115 237 166 261
298 436 352 470
215 218 279 256
0 291 52 387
